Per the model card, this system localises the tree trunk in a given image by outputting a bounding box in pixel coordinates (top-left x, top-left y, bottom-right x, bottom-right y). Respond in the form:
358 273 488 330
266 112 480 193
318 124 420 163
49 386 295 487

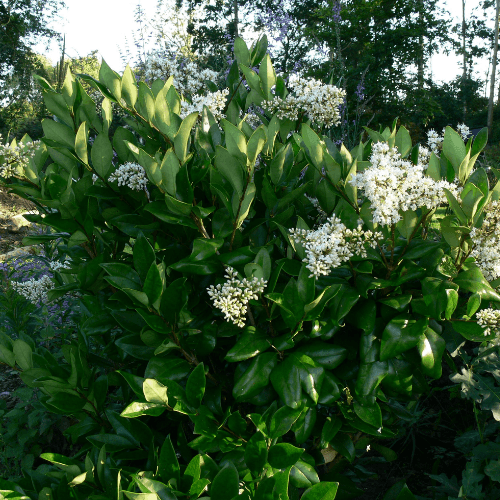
462 0 467 121
417 0 424 90
488 0 500 133
233 0 239 38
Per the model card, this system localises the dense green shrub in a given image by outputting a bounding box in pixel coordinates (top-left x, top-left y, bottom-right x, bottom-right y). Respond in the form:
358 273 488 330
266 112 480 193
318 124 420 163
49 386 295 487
0 36 499 499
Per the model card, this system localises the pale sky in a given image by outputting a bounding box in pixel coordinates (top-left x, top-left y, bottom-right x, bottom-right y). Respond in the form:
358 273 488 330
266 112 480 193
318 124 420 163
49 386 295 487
36 0 494 89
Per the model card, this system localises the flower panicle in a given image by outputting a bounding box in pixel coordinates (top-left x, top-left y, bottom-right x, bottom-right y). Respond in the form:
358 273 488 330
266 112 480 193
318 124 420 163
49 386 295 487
262 76 346 128
349 142 461 226
207 267 267 328
290 215 382 278
476 308 500 336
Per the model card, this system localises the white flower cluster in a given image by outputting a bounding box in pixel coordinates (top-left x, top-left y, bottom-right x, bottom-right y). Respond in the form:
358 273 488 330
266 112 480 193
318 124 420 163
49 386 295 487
427 129 444 155
476 308 500 336
262 76 346 127
144 51 219 95
470 200 500 281
50 260 71 272
427 124 469 155
0 138 40 179
11 275 54 304
108 163 148 191
180 89 229 121
243 112 262 130
290 215 382 277
350 142 461 226
457 123 470 141
418 146 431 166
207 267 267 328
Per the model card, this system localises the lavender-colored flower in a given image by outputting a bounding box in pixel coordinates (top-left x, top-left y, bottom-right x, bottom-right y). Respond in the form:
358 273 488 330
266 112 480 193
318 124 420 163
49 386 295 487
332 1 342 23
355 81 365 101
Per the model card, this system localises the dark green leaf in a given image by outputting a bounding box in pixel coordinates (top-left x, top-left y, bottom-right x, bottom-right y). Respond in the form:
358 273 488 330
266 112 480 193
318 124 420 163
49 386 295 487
244 432 268 476
302 482 339 500
210 464 239 500
158 436 180 485
233 352 278 402
225 327 271 362
269 406 303 439
268 443 303 469
380 316 427 361
186 363 206 408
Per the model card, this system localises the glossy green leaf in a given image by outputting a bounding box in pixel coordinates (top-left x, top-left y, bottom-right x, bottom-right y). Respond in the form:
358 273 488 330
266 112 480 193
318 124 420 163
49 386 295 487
186 363 206 408
296 342 347 369
244 431 268 476
417 326 446 379
174 111 198 164
268 443 304 469
234 37 251 66
320 417 342 448
225 327 271 362
269 405 303 439
91 134 114 179
121 64 138 107
233 352 278 401
380 316 427 361
143 263 163 309
290 460 320 488
355 361 388 398
120 401 166 418
302 482 339 500
270 357 301 408
330 433 355 463
443 126 466 176
454 267 500 302
143 379 169 405
13 339 33 370
158 435 180 485
215 145 246 197
353 399 382 428
210 464 239 500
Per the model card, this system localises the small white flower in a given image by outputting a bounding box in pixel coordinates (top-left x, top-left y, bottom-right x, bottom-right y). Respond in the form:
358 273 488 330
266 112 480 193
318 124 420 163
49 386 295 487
144 51 219 95
50 260 71 271
366 445 371 452
262 76 346 128
0 136 41 179
427 129 444 155
476 308 500 336
11 275 54 304
457 123 470 141
108 162 148 191
290 215 382 277
350 143 461 226
207 267 267 328
377 427 382 434
470 201 500 281
180 88 229 121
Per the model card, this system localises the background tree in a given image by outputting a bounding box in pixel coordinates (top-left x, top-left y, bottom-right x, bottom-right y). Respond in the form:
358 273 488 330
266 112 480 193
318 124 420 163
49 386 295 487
487 0 500 133
0 0 65 103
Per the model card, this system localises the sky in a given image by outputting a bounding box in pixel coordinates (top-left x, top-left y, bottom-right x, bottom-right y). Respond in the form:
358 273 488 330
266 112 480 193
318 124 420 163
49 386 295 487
36 0 494 88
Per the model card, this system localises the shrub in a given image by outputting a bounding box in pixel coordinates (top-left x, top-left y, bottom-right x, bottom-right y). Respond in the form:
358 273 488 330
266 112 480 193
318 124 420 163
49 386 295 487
0 36 498 499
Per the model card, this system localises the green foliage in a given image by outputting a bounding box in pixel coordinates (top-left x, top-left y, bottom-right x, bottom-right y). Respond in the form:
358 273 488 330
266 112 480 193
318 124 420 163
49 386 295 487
0 37 499 499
